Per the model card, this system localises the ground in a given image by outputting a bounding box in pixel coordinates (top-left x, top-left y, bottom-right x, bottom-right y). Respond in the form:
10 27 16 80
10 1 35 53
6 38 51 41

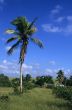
0 87 71 110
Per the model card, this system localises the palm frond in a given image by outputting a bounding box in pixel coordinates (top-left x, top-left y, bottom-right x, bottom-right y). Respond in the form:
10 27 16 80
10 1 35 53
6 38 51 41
11 17 29 33
30 37 43 48
6 37 18 43
28 17 38 30
7 40 20 55
27 27 37 36
5 29 16 34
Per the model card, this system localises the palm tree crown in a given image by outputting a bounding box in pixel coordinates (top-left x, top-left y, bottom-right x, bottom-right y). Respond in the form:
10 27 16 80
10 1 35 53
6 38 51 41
6 16 43 65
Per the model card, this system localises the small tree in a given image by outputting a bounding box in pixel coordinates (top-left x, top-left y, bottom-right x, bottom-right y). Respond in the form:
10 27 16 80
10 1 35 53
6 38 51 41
25 74 31 82
36 76 44 86
56 70 64 84
44 75 54 84
0 74 11 87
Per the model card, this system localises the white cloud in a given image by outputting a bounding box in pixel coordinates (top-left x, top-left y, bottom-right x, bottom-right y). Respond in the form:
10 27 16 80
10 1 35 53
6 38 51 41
32 63 40 69
42 23 72 34
0 60 72 77
67 16 72 21
64 24 72 34
64 69 71 77
49 61 56 65
46 69 53 73
42 24 62 32
3 59 7 64
66 69 71 73
0 64 8 69
55 17 64 22
0 60 33 77
51 5 62 15
22 64 33 69
45 68 57 77
42 4 72 35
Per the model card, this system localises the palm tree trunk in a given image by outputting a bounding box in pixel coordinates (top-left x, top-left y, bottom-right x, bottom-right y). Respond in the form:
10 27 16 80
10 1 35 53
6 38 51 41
20 63 23 93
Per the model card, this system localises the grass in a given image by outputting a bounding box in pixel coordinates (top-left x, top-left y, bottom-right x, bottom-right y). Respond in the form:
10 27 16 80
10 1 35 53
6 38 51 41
0 87 72 110
0 87 13 95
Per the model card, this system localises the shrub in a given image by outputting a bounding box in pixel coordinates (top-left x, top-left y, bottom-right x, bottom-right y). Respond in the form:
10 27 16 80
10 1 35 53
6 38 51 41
35 75 54 87
13 84 19 94
53 86 72 103
35 76 44 86
0 74 11 87
11 79 20 94
23 81 35 91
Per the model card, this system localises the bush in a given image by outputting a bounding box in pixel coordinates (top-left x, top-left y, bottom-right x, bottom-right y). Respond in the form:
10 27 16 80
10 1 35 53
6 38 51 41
53 86 72 103
0 74 11 87
13 84 19 94
11 78 20 94
35 76 44 87
35 75 54 87
23 82 35 91
0 95 9 102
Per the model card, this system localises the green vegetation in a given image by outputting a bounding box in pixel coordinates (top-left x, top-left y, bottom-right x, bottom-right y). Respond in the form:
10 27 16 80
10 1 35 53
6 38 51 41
63 76 72 86
0 71 72 110
56 70 64 84
53 86 72 103
0 74 11 87
0 88 72 110
35 75 54 87
0 87 13 95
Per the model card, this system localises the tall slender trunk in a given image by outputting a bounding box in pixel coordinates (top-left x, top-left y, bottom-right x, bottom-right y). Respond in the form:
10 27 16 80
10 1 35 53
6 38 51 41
20 63 23 93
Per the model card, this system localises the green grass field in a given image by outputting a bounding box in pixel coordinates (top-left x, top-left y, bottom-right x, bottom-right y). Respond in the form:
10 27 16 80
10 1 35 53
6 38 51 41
0 87 71 110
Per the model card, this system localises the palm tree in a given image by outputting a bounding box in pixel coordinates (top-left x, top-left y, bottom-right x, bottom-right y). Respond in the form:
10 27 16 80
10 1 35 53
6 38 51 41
6 16 43 93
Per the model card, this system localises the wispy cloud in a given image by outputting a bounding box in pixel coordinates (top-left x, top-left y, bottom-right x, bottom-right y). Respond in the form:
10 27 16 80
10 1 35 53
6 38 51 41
0 59 71 77
0 0 4 4
49 60 56 65
64 24 72 34
42 23 72 34
46 69 53 74
42 5 72 35
67 16 72 22
55 16 65 22
3 59 7 64
45 68 72 77
0 0 5 10
51 5 62 15
22 64 33 69
42 24 62 33
0 60 33 77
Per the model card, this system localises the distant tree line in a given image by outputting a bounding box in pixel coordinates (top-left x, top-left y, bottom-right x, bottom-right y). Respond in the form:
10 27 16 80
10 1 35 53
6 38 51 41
0 70 72 89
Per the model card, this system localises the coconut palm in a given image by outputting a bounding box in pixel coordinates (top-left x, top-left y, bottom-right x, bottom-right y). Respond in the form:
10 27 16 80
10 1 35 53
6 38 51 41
6 16 43 93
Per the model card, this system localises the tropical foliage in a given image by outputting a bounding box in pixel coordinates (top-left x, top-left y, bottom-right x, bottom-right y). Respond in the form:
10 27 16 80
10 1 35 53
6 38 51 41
56 70 64 84
0 74 11 87
53 86 72 103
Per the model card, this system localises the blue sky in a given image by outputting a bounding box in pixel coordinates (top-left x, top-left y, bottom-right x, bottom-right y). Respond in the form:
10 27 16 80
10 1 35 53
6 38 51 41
0 0 72 77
